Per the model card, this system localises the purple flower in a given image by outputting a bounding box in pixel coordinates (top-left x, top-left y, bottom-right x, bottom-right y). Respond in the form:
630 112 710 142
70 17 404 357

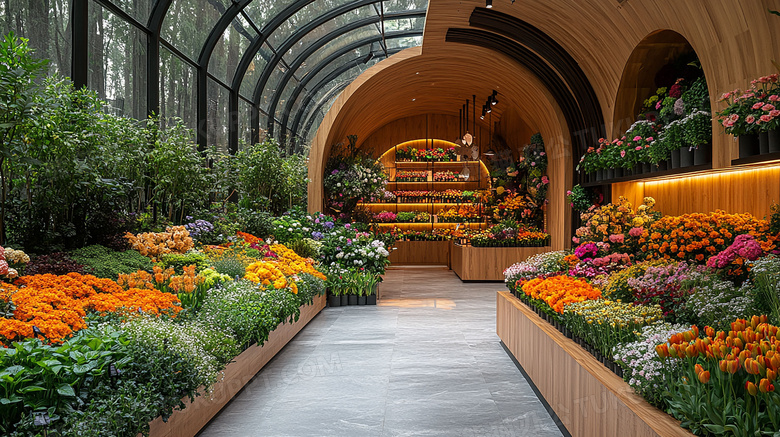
331 169 339 175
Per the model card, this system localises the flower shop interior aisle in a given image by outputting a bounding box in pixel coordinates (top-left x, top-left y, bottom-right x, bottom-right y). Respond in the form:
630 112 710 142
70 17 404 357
200 266 563 436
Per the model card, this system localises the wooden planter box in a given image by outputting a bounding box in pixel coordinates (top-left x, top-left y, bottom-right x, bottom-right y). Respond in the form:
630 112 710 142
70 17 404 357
451 245 551 281
146 294 327 437
389 240 450 266
496 291 693 437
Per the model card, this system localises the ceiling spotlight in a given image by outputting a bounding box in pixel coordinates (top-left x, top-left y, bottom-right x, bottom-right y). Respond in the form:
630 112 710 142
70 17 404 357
487 106 492 113
491 97 498 106
486 0 492 8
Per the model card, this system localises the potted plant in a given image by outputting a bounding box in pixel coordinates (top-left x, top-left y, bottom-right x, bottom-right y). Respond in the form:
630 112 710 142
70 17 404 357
717 74 780 157
366 274 379 305
328 288 341 307
681 110 713 165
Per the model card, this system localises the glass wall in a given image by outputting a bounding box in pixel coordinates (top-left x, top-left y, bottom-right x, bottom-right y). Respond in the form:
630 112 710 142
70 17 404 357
7 0 427 154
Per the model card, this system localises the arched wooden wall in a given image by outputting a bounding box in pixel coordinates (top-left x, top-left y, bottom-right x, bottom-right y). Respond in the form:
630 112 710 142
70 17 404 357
308 0 780 247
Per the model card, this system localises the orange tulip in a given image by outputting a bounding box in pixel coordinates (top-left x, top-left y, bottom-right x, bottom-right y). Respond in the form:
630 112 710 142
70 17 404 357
767 369 777 382
656 344 670 358
694 364 704 376
746 381 758 396
759 378 775 393
728 360 740 374
698 371 711 384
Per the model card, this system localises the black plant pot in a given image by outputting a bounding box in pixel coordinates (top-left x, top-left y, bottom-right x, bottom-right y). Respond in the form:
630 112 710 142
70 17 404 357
670 148 681 168
328 295 341 307
614 168 624 178
366 294 377 305
760 131 770 154
605 168 615 180
615 366 624 378
679 146 694 167
357 296 367 306
642 162 651 173
597 169 605 181
769 129 780 153
348 294 358 305
739 134 760 158
341 295 349 306
694 143 712 166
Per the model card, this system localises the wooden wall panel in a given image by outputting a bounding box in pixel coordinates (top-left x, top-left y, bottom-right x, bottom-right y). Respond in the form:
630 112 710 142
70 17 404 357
612 165 780 218
497 291 694 437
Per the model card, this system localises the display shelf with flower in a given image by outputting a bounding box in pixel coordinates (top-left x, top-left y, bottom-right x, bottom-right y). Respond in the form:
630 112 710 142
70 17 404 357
324 136 388 216
438 204 483 223
718 73 780 158
469 221 549 248
395 146 457 162
574 196 658 251
374 211 397 223
433 170 458 182
395 170 428 182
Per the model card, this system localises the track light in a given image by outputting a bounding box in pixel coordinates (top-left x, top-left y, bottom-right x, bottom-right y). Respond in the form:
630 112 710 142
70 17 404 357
491 97 498 105
486 0 492 8
491 90 499 105
487 106 492 113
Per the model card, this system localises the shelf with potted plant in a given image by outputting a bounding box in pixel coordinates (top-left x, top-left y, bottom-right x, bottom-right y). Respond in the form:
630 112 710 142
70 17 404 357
579 77 713 187
718 73 780 165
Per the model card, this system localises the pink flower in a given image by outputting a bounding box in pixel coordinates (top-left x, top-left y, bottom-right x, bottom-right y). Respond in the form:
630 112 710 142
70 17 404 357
647 137 654 142
656 101 662 110
729 114 740 122
541 176 549 184
0 260 7 275
633 135 642 141
620 150 626 158
746 115 756 124
629 227 644 237
753 102 765 110
771 110 780 117
761 115 773 123
635 146 642 151
720 92 732 101
572 237 580 244
608 234 625 244
770 95 780 102
763 104 776 112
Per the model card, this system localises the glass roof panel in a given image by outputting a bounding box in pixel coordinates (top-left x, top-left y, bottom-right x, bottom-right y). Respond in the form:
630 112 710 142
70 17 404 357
383 0 429 13
387 34 423 49
288 55 382 126
281 5 379 64
239 42 274 99
266 0 359 50
162 0 229 61
208 14 256 85
241 0 298 33
110 0 155 24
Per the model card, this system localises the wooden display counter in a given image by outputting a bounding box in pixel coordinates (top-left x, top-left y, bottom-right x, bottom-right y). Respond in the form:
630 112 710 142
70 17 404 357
147 294 327 437
388 240 451 266
496 291 693 437
451 244 550 281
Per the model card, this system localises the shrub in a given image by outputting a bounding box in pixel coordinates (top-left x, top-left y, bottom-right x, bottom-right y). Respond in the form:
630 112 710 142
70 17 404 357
69 245 154 280
285 238 320 259
157 252 209 274
24 252 87 276
211 255 248 279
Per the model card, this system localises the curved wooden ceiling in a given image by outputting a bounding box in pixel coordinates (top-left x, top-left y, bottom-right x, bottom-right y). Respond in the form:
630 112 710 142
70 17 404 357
309 0 780 211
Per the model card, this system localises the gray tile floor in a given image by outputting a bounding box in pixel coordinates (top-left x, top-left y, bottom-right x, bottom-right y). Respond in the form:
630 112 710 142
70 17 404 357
200 266 564 437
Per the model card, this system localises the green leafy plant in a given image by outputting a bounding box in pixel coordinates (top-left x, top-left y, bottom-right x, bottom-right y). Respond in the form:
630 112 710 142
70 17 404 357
157 252 209 274
211 256 248 279
69 245 154 280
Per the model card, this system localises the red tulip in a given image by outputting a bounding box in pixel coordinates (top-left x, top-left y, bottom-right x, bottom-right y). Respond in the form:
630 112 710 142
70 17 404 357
759 378 775 393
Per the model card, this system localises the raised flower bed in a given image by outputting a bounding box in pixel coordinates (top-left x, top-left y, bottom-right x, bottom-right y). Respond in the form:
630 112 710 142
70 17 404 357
501 195 780 435
497 291 693 437
147 294 326 437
